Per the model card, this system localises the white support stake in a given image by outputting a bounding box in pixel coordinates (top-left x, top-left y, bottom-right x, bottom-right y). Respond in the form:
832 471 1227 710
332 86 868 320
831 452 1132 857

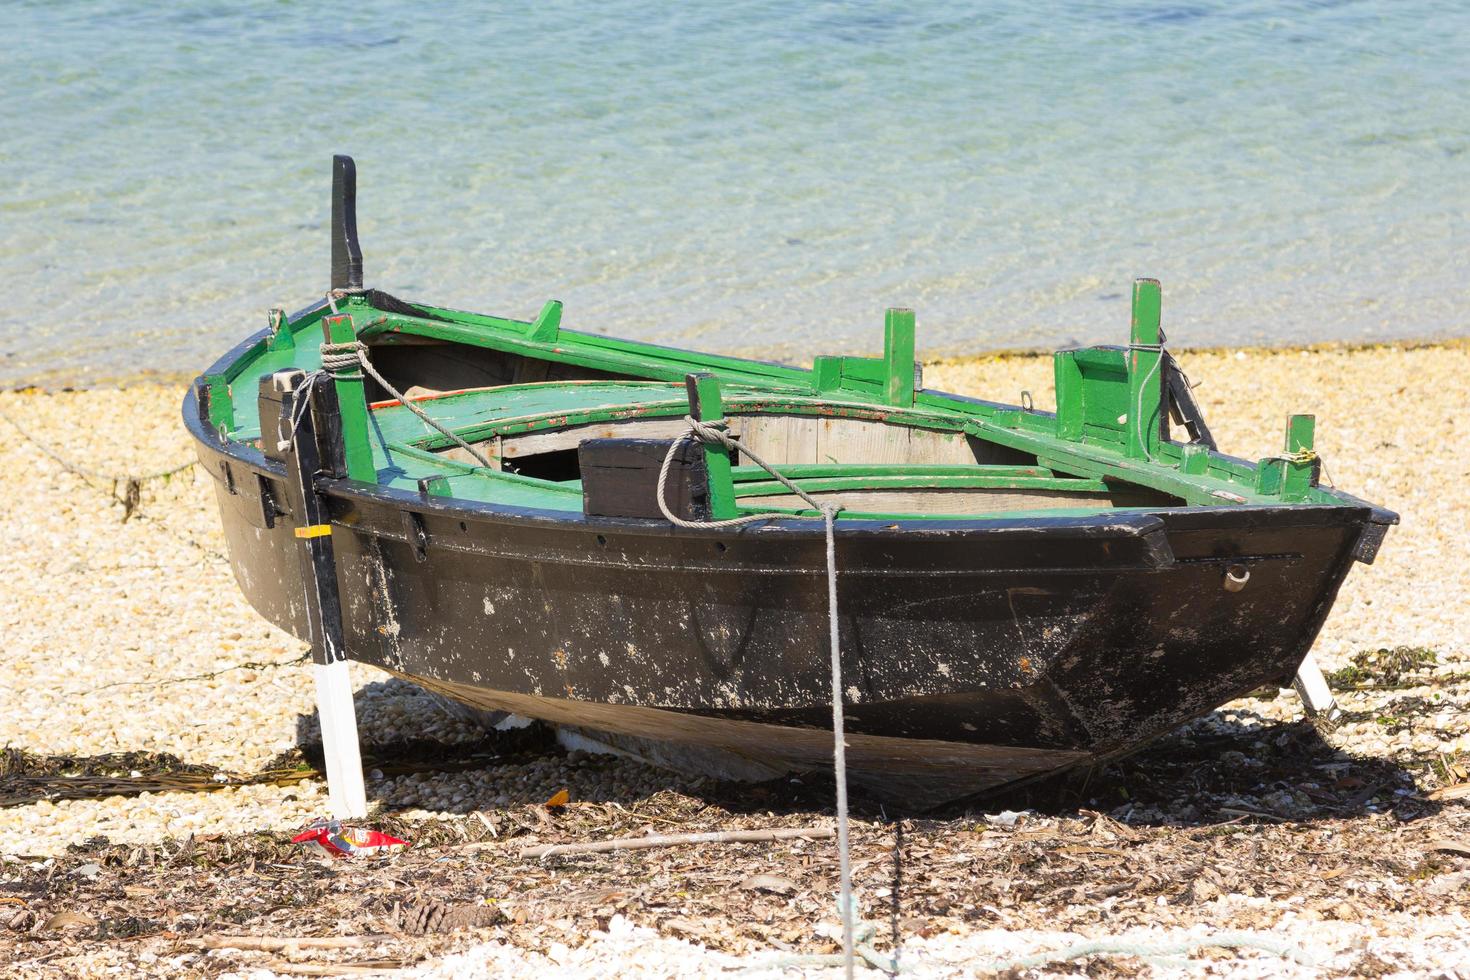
314 659 368 819
1292 653 1340 723
271 367 371 822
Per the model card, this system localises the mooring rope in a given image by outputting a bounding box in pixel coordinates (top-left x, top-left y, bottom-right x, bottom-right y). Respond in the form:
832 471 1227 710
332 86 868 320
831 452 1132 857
313 341 496 470
324 286 369 315
656 420 856 979
0 404 196 520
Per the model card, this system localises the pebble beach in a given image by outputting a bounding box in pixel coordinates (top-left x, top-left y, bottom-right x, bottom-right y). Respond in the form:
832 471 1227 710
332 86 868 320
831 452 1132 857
2 341 1468 977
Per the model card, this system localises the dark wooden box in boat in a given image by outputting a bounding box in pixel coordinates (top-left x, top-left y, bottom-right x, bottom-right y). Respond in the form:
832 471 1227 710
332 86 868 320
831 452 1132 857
579 438 713 521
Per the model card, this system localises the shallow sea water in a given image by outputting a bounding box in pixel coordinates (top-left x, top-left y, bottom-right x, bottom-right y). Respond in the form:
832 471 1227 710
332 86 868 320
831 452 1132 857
2 0 1467 385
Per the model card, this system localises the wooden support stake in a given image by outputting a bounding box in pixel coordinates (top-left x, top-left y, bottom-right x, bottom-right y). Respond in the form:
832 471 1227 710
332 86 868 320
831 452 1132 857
883 308 916 407
1126 278 1164 460
1293 653 1340 722
267 369 368 820
685 372 738 520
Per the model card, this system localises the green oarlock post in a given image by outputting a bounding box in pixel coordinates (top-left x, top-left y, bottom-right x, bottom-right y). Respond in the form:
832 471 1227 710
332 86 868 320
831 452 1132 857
1255 414 1318 498
267 308 295 352
1126 278 1164 460
883 308 916 407
418 475 453 499
685 372 739 520
1282 414 1317 500
812 356 843 395
1179 442 1211 476
1052 351 1084 441
201 373 234 434
1285 414 1315 455
322 314 377 484
529 300 563 343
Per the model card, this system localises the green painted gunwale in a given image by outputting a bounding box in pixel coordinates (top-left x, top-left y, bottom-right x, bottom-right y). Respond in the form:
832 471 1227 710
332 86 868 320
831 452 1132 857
209 292 1344 520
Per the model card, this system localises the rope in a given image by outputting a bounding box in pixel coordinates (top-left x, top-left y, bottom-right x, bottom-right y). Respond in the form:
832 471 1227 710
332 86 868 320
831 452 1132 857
1128 339 1165 462
655 417 832 528
0 404 219 560
655 418 855 979
314 341 495 470
324 286 368 315
0 404 196 496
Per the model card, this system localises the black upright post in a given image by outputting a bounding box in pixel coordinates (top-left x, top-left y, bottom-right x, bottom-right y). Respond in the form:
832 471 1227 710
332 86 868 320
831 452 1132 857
331 155 364 291
262 369 367 818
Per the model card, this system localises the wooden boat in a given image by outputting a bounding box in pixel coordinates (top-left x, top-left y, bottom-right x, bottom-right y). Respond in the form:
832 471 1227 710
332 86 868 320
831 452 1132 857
186 157 1395 808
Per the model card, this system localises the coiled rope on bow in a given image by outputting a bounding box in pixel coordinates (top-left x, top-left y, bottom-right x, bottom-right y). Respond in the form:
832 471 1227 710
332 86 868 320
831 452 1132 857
315 340 495 470
656 419 857 979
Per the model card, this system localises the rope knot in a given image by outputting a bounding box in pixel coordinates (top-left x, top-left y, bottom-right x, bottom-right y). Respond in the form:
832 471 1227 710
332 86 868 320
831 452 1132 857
683 415 738 452
325 286 369 314
319 341 366 379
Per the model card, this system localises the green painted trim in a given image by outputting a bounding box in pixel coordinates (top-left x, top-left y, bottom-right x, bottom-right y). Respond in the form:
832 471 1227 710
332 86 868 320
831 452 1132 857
322 314 377 484
1179 442 1210 476
733 503 1164 522
400 388 975 454
1127 278 1163 461
730 463 1056 482
220 338 270 385
735 474 1111 497
1283 414 1317 500
365 306 813 390
884 308 916 407
1053 350 1085 442
420 475 454 498
812 355 842 394
202 373 233 433
528 300 562 342
687 373 738 520
1286 414 1315 455
267 309 295 352
204 291 1366 520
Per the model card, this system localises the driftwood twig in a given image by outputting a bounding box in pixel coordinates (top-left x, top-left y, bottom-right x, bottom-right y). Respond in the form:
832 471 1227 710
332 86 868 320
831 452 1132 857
518 826 833 859
260 962 404 977
197 935 388 951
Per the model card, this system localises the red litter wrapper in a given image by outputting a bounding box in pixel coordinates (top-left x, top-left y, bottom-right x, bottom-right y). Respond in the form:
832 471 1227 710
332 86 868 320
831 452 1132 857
292 819 408 859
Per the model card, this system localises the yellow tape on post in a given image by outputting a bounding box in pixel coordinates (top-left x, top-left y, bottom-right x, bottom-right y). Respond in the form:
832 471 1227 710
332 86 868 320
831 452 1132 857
294 524 332 539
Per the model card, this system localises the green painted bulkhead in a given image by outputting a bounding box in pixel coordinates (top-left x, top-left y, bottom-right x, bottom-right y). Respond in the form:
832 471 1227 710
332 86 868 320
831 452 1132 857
200 280 1335 522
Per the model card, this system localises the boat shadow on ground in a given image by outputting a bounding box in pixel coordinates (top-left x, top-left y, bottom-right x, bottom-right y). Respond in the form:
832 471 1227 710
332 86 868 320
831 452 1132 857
968 709 1436 829
293 680 1439 831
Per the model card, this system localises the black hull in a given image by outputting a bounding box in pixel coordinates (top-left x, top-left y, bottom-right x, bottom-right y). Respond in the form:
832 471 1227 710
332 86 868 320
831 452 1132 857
187 382 1383 801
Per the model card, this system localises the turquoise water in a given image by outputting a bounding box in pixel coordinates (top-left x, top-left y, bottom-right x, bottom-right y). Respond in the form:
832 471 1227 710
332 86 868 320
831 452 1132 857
3 0 1468 386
